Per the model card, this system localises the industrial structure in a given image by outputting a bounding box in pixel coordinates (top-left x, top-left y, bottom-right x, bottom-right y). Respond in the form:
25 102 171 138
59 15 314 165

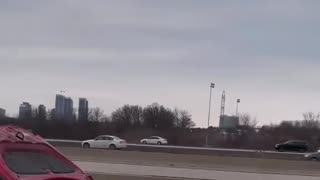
219 91 239 129
219 115 240 129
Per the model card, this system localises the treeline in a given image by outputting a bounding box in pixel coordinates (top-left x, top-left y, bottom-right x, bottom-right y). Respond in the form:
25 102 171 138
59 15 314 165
27 103 196 130
1 107 320 150
80 103 195 130
0 103 196 141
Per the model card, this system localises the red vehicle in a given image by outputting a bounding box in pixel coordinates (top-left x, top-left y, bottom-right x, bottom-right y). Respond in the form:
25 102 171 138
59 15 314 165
0 125 93 180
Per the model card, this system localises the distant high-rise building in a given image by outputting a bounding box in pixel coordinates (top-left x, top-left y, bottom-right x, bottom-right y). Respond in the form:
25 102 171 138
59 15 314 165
64 97 73 120
0 108 5 118
55 94 73 122
78 98 89 122
55 94 66 120
49 108 56 120
19 102 32 120
38 104 47 121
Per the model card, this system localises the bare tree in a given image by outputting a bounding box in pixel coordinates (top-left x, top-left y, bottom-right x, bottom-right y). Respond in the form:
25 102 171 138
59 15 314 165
302 112 320 128
239 113 258 128
303 112 320 121
88 107 106 122
111 105 143 128
174 109 195 128
143 103 175 129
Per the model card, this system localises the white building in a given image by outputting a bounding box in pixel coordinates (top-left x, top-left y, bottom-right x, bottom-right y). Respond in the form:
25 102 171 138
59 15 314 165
219 115 239 129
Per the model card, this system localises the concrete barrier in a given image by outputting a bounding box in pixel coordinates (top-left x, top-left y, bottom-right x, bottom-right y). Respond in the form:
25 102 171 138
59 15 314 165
46 139 306 161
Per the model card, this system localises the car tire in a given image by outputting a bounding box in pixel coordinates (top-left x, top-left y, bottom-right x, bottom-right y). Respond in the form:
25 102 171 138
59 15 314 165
109 144 116 150
311 157 319 161
142 141 147 144
83 143 90 148
157 141 162 145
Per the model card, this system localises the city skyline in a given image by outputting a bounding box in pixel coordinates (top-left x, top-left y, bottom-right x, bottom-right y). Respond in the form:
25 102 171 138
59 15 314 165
1 94 89 118
1 1 320 127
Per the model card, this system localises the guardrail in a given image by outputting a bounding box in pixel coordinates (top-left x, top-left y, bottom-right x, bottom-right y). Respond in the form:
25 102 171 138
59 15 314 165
46 139 307 161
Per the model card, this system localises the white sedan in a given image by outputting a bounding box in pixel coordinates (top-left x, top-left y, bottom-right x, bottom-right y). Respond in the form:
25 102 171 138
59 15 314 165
140 136 168 145
81 135 127 149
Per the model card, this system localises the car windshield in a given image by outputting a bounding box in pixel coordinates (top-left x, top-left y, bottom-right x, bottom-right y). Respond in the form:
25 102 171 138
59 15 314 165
3 151 75 175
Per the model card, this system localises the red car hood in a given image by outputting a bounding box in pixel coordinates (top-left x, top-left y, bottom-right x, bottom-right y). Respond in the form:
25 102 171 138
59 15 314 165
18 173 89 180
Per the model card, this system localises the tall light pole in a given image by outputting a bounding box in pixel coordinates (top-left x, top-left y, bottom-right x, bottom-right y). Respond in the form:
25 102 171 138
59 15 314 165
236 99 240 117
207 83 215 127
206 83 215 147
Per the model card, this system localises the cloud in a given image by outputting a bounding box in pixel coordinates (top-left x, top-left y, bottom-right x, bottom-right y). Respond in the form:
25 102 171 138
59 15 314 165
0 1 320 127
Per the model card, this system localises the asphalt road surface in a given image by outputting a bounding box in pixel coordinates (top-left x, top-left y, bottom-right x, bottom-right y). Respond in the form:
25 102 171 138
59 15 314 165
57 147 320 177
79 161 320 180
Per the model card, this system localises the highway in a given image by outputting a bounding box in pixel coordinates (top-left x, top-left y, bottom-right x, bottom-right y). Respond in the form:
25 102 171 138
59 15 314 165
47 139 307 160
55 147 320 180
46 139 320 179
47 138 293 153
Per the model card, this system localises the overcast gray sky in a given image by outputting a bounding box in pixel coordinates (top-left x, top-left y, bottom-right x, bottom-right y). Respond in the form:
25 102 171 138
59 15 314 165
1 0 320 127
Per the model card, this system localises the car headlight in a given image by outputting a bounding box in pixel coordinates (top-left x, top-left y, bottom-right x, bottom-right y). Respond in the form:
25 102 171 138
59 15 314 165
304 154 310 158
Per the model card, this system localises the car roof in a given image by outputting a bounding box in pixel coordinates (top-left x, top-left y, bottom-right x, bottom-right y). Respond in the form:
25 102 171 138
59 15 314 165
286 140 307 143
0 125 48 145
98 135 118 138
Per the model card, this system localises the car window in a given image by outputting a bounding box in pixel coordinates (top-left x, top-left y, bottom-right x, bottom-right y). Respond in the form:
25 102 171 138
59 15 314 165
294 141 306 145
285 140 294 144
95 136 104 140
285 141 306 145
106 136 114 140
3 151 75 175
101 136 107 140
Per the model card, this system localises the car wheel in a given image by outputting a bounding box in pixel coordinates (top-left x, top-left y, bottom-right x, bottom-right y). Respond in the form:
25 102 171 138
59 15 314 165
83 143 90 148
142 141 147 144
109 144 116 150
311 157 319 161
157 141 162 145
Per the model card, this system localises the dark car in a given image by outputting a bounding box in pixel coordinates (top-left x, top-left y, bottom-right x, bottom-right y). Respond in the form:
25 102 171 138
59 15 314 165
275 140 309 152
